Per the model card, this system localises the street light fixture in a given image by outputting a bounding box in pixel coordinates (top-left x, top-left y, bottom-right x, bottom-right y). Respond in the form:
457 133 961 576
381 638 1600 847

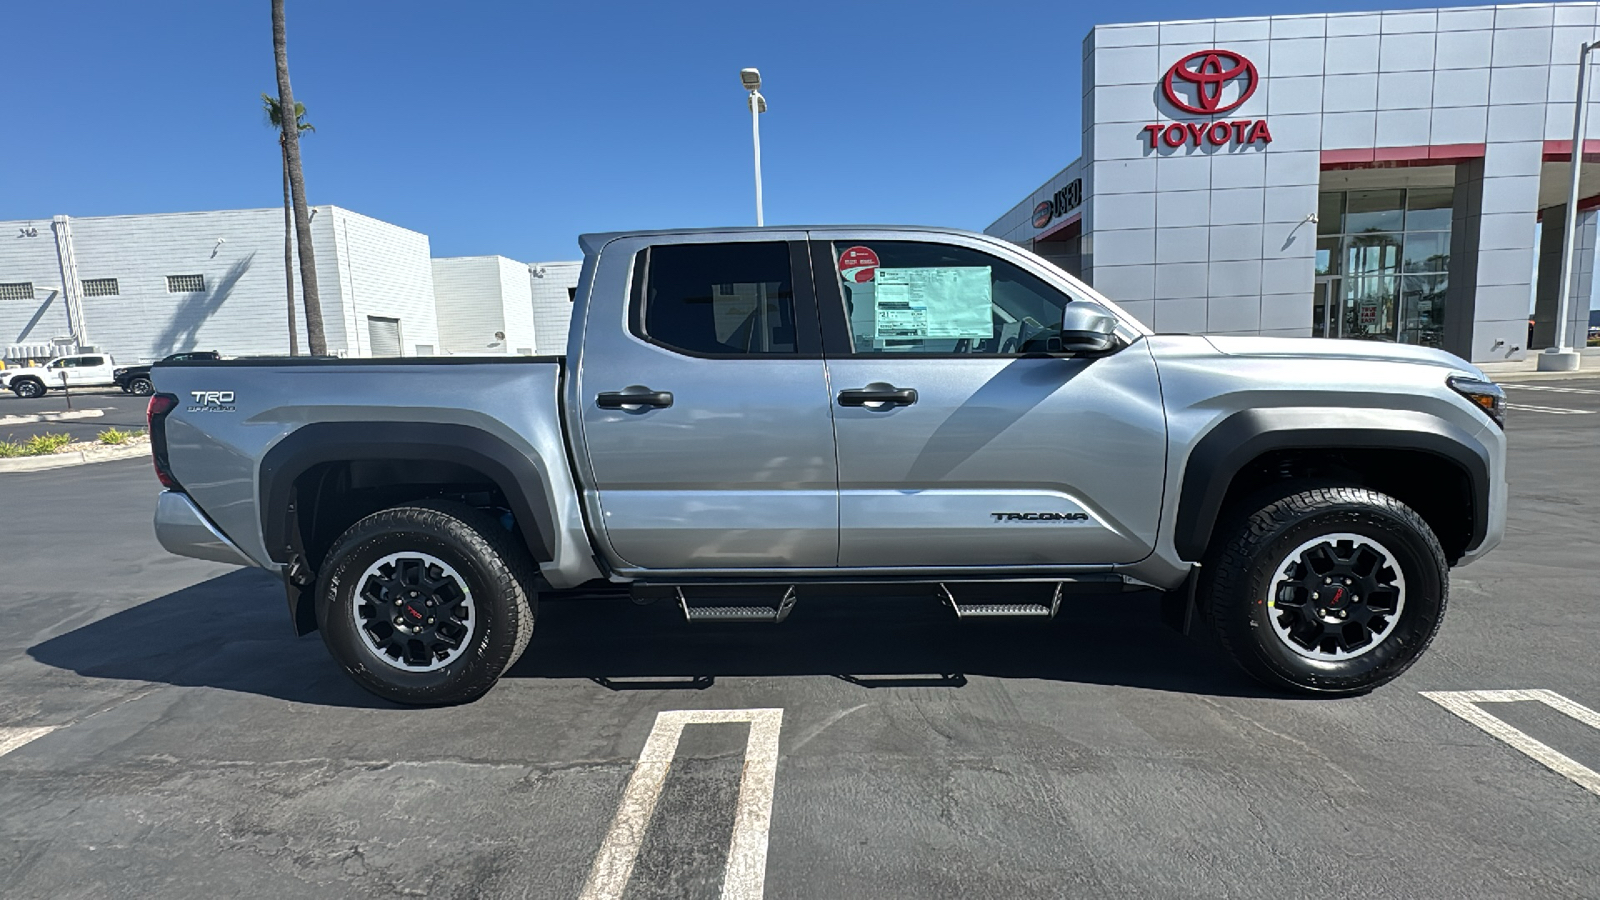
741 67 767 227
1545 40 1599 372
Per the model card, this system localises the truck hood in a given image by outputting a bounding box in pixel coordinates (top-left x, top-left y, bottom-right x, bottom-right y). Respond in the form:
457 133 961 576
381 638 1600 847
1201 336 1486 379
0 367 45 381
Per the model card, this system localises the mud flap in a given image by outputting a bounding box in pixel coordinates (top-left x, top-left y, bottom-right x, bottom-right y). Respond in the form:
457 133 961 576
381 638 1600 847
283 557 318 636
1159 565 1200 636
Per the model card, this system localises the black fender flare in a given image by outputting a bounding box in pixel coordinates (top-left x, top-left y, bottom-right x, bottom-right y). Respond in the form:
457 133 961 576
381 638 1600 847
259 420 559 567
1172 408 1491 562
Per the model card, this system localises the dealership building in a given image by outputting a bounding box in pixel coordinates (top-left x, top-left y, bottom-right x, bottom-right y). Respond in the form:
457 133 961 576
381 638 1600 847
0 208 579 365
987 2 1600 363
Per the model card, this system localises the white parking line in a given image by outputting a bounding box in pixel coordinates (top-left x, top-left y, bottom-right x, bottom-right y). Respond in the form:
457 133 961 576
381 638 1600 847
1421 690 1600 799
1502 383 1600 395
0 726 58 759
581 708 784 900
1505 403 1596 415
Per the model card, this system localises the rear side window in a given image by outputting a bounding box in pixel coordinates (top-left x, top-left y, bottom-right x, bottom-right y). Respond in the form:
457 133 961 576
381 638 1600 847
631 242 798 356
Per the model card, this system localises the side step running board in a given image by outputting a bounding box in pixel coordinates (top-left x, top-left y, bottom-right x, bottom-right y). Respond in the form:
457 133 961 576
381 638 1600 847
677 586 797 623
941 582 1062 619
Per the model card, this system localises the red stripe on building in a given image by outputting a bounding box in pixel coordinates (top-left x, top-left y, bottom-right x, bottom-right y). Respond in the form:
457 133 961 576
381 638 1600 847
1320 144 1487 170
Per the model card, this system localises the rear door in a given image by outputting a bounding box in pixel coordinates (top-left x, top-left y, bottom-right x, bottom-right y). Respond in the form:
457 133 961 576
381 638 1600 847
812 231 1167 568
572 233 838 572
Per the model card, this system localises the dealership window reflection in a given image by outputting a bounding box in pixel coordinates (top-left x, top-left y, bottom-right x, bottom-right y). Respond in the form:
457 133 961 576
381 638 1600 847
1314 187 1452 348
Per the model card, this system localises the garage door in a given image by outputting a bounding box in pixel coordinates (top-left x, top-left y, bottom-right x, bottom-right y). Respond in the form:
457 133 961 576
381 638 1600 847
367 316 402 357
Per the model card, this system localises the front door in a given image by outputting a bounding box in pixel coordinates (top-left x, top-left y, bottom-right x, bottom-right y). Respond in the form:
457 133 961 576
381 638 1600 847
574 235 839 571
811 232 1167 569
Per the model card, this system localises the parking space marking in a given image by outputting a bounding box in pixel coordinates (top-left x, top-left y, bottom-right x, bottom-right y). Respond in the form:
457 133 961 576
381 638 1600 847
0 726 58 759
1503 384 1600 395
1505 403 1596 415
580 708 784 900
1421 690 1600 799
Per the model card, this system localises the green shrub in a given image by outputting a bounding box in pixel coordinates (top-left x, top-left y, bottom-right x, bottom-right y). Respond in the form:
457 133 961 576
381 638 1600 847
22 433 72 455
98 426 135 445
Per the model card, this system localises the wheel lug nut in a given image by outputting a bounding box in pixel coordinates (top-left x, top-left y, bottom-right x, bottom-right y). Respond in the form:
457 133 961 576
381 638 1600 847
1312 591 1320 599
1337 610 1347 618
1318 608 1327 616
1324 577 1332 584
1352 596 1360 604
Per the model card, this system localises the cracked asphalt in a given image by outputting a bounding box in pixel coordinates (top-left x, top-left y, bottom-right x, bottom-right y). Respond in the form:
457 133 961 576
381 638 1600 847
1 377 1598 899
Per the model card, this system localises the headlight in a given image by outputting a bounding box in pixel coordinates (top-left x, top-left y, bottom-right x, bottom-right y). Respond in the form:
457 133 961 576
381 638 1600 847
113 368 128 378
1447 375 1505 429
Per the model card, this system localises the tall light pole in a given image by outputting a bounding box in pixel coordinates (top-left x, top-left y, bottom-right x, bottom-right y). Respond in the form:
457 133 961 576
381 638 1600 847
741 68 767 227
1545 40 1599 372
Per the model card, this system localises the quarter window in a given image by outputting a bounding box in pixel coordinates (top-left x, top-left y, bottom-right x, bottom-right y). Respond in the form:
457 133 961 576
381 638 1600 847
830 241 1075 355
632 242 798 356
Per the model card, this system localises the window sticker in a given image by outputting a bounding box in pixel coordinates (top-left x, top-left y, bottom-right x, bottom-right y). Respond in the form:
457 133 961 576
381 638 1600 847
872 267 993 341
839 246 879 283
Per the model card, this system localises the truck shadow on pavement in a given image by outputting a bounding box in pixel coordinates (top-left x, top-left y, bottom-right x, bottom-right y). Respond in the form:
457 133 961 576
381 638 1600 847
31 568 1281 706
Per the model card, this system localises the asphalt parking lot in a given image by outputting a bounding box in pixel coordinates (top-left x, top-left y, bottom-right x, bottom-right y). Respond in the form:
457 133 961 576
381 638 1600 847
2 377 1598 899
0 389 150 444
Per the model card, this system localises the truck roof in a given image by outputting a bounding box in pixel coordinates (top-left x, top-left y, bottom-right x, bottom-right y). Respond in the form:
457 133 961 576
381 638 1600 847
577 224 998 255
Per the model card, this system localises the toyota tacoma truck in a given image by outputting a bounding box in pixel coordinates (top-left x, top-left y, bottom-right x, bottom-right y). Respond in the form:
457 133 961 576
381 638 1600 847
148 226 1507 705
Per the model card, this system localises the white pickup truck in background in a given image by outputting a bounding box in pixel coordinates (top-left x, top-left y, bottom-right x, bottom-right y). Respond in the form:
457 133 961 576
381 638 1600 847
0 353 120 398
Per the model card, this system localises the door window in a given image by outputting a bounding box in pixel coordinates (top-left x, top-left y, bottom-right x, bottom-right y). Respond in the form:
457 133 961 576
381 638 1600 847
631 242 799 356
827 241 1074 355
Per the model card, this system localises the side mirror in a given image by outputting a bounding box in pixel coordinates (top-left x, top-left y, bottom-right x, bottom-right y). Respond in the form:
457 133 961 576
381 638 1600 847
1059 301 1120 353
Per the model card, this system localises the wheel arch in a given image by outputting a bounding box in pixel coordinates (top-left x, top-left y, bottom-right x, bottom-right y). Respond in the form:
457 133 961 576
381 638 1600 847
260 422 557 634
1174 408 1490 566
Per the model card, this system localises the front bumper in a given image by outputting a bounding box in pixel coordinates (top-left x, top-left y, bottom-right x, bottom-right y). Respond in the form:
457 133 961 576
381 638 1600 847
153 490 257 567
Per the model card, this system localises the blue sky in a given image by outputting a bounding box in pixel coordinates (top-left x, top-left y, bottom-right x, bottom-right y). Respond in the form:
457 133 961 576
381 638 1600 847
2 0 1530 263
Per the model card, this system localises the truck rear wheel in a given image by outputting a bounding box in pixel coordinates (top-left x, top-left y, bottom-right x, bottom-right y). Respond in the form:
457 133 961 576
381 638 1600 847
316 499 536 705
1203 486 1447 696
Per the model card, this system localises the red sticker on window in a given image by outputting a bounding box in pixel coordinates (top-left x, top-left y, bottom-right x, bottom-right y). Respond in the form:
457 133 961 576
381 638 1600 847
838 246 879 283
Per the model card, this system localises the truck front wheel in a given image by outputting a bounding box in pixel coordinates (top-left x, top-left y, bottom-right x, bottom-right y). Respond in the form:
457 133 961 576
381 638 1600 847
1203 486 1447 696
316 499 536 705
11 378 45 399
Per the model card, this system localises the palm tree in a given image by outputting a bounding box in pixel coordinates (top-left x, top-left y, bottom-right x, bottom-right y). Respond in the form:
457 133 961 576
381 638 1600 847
271 0 326 355
263 93 312 356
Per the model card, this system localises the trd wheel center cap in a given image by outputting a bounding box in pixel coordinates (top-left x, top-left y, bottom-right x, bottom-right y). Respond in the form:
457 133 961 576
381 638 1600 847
402 601 428 624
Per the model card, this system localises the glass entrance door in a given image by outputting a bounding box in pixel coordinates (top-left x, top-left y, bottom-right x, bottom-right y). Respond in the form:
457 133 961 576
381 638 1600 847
1314 185 1452 347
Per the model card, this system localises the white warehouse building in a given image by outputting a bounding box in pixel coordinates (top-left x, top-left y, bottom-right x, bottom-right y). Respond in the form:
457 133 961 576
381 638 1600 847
0 208 580 364
430 257 579 357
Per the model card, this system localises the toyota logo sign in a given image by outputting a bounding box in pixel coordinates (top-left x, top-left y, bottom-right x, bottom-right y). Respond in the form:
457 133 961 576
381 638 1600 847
1162 49 1258 115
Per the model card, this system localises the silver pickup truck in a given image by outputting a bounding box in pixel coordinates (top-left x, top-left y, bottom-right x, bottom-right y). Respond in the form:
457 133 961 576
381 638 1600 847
149 225 1507 705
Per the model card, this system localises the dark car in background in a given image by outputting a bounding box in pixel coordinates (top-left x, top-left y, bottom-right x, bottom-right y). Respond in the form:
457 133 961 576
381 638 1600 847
114 351 221 395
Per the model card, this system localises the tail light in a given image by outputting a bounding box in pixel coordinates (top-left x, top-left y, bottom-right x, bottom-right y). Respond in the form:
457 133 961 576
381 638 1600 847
147 393 182 490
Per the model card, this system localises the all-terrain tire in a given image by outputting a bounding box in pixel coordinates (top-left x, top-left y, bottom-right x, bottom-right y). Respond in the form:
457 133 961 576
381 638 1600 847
128 376 154 396
12 378 45 399
317 499 537 705
1203 485 1448 696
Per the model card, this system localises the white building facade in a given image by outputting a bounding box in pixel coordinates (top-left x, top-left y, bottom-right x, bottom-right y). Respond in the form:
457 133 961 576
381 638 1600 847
988 2 1600 363
0 207 439 363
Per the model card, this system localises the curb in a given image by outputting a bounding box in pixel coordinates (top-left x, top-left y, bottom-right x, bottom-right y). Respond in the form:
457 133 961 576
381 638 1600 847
0 442 151 474
0 408 106 427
